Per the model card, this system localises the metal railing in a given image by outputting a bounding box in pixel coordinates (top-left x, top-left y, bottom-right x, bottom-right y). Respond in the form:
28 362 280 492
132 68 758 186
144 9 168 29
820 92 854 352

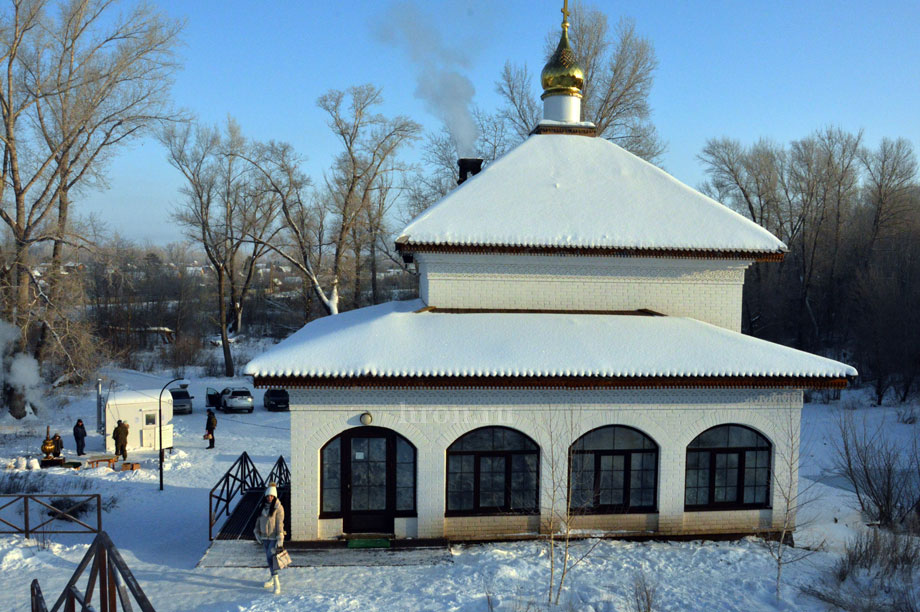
0 494 101 538
266 455 290 488
31 531 154 612
208 452 263 540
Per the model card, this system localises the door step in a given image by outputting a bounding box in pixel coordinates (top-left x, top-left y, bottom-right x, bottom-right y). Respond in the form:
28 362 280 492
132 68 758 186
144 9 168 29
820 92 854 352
345 533 392 549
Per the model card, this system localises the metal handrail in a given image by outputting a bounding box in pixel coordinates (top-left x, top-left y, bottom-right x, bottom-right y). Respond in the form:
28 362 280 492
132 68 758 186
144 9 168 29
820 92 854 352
31 531 154 612
30 580 49 612
1 494 101 538
266 455 291 488
208 452 264 540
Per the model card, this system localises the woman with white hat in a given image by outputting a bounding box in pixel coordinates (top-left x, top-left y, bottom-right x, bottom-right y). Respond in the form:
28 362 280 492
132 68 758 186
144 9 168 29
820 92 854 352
253 482 285 594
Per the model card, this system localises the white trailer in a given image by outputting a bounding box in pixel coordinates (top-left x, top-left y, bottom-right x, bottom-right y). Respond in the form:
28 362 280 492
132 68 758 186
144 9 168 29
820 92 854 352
104 389 174 453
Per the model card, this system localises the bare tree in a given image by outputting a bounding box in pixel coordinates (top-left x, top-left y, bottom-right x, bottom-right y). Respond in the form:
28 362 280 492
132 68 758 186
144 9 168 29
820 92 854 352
162 120 278 376
860 138 918 254
30 0 182 365
0 0 182 416
759 409 824 602
313 84 420 314
540 408 600 606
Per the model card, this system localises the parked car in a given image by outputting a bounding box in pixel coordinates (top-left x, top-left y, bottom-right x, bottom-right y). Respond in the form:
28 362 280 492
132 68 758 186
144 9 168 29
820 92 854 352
263 388 289 411
169 388 194 414
206 387 254 413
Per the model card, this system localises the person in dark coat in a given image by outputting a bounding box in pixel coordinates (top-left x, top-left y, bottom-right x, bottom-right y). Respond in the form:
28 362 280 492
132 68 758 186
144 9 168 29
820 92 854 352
51 433 63 458
205 409 217 449
73 419 87 456
113 421 129 460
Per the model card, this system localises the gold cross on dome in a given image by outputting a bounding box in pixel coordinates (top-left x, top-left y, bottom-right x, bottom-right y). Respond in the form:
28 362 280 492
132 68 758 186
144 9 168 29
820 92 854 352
561 0 571 26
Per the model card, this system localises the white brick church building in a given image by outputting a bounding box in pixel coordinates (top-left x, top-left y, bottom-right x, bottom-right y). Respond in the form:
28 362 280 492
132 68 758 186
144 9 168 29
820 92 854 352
245 8 855 543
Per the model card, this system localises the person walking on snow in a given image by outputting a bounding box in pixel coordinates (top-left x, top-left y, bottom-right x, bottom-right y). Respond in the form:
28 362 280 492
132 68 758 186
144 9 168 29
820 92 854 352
253 482 285 595
205 409 217 449
73 419 87 456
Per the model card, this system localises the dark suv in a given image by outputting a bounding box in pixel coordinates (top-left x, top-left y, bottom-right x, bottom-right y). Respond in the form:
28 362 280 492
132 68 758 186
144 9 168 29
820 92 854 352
169 388 194 414
263 389 289 411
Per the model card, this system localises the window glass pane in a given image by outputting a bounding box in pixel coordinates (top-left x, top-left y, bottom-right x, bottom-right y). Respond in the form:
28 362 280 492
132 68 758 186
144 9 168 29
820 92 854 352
577 427 614 451
369 438 386 462
451 427 537 452
614 427 652 450
447 452 475 511
570 453 595 508
322 438 341 513
396 438 414 463
598 454 625 506
396 487 413 511
690 426 730 448
396 463 413 488
685 450 709 506
510 454 537 510
479 455 506 508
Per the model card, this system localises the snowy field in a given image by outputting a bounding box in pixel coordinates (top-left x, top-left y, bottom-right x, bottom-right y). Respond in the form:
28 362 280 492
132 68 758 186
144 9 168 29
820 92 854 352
0 368 914 611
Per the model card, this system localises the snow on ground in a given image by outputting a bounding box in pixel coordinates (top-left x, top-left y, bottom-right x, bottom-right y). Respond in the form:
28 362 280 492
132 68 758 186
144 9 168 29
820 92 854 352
0 372 914 611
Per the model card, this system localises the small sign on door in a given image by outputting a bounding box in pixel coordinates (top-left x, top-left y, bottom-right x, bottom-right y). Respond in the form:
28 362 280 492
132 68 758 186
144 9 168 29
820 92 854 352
355 451 365 460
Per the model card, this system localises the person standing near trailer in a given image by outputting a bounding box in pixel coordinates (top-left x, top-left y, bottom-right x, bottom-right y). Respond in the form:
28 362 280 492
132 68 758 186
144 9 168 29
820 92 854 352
73 419 87 456
113 421 129 460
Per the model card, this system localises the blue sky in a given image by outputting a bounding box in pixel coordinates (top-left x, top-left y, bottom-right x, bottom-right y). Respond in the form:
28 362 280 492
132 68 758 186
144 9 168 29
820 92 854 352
86 0 920 245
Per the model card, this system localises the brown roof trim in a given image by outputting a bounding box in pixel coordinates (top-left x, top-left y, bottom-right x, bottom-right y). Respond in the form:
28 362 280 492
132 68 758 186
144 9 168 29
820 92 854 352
530 124 598 137
395 242 785 263
423 307 664 316
253 374 848 390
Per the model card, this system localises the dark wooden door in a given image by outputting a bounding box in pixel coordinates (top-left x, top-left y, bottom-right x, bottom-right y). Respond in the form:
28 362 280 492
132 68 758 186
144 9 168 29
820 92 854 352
343 435 394 533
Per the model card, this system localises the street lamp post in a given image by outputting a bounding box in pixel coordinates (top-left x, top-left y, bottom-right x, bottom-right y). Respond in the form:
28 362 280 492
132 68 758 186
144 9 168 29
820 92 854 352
159 378 187 492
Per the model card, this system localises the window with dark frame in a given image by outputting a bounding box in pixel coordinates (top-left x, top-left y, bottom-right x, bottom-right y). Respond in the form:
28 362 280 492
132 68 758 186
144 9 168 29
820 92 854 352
569 425 658 513
684 424 771 510
446 427 539 515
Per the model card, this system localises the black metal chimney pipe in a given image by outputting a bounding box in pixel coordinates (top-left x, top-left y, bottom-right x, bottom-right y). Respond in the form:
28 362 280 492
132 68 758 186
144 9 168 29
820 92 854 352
457 158 483 185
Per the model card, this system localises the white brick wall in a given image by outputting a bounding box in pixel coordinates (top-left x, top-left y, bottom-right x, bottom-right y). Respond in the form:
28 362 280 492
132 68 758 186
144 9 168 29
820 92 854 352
416 254 751 331
287 387 801 541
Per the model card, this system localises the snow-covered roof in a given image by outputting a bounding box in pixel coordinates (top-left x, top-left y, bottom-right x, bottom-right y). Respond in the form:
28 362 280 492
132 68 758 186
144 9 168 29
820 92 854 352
398 135 786 255
244 301 855 384
105 389 171 405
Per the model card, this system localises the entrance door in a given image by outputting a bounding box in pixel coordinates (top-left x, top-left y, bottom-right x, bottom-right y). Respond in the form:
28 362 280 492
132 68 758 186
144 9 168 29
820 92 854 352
322 427 416 534
344 435 392 533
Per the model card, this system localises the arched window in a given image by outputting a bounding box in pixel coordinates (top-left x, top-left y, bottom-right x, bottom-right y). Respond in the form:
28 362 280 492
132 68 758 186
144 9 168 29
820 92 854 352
570 426 658 513
446 427 539 515
685 425 771 510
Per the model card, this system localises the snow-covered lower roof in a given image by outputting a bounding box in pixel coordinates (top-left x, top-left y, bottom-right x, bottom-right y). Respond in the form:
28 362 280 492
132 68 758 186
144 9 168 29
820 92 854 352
105 389 171 405
244 301 855 385
397 134 786 256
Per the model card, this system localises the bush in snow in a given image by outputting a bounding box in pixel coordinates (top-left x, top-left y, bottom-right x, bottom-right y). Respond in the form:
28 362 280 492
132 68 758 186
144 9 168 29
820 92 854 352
833 411 920 528
630 569 658 612
0 320 43 419
804 528 920 612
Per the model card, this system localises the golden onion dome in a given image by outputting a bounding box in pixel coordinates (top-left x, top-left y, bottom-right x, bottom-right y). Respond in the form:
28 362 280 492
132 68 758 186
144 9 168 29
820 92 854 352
540 5 584 100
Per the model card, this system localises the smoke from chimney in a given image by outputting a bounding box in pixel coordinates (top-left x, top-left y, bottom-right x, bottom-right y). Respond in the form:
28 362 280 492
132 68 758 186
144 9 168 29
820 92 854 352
373 1 480 157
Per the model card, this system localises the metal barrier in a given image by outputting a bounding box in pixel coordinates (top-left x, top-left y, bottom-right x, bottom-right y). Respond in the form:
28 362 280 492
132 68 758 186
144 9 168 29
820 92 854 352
266 455 290 488
31 531 154 612
0 494 101 538
208 452 263 540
